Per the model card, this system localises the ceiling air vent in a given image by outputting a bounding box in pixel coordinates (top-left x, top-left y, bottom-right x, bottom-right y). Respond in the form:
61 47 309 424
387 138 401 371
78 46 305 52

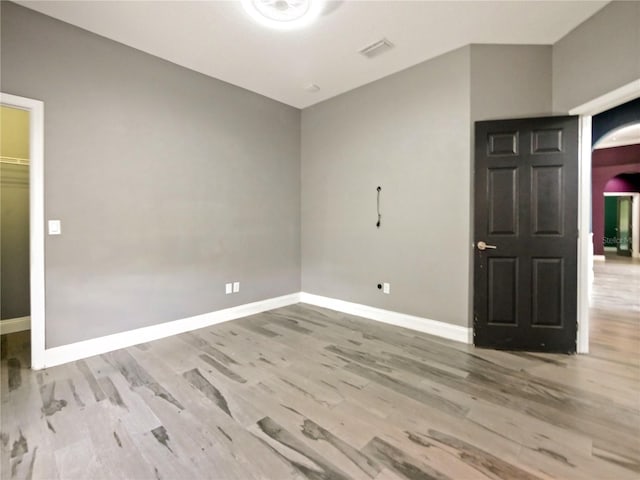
358 38 394 59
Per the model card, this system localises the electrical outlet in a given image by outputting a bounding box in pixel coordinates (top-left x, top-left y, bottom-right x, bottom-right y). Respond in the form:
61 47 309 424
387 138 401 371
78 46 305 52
383 282 390 294
225 283 232 294
233 282 240 293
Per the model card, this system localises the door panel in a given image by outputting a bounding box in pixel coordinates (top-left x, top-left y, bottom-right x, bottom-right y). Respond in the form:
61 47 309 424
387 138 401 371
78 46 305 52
532 128 563 154
487 257 518 325
531 166 563 235
531 258 563 326
474 116 578 353
488 168 518 234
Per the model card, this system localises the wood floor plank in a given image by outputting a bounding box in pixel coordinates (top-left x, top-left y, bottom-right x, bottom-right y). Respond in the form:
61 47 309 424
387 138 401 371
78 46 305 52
54 437 106 480
82 401 157 480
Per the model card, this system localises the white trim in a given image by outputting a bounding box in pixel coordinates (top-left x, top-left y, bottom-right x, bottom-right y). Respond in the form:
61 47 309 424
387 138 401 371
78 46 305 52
0 317 31 335
569 79 640 116
39 293 300 369
592 254 606 261
36 291 475 368
577 115 592 354
0 93 46 369
299 292 473 344
634 194 640 259
588 233 595 286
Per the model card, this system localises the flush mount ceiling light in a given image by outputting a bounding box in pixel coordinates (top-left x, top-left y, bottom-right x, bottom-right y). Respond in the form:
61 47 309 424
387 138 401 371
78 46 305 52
241 0 325 30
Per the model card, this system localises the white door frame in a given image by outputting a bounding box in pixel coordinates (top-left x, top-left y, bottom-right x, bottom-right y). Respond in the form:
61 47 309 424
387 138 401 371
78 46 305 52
0 93 45 369
569 78 640 354
603 192 640 258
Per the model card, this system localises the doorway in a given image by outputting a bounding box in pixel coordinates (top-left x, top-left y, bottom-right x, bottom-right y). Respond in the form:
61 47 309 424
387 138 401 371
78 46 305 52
0 106 31 334
473 116 579 353
616 195 633 257
473 82 639 355
0 93 45 369
603 191 640 259
588 115 640 358
592 119 640 260
571 81 640 353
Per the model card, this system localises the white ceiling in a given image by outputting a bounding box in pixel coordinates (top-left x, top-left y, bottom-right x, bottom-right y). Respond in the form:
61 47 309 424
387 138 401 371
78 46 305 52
595 123 640 150
17 0 608 109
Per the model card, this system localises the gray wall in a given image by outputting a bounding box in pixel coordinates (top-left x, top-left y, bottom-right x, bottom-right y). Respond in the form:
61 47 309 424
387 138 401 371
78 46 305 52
553 1 640 113
471 45 552 121
302 47 472 327
301 44 555 329
4 0 623 346
1 2 301 348
1 164 30 319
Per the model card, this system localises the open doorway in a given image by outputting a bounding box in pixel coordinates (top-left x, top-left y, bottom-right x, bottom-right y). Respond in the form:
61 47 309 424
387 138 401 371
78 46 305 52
592 118 640 261
603 189 640 259
571 82 640 354
590 113 640 359
0 106 31 337
0 93 45 369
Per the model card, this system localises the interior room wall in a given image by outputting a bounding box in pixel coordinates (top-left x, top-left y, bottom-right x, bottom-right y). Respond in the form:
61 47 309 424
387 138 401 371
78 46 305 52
302 46 472 327
3 0 634 350
470 44 552 122
552 1 640 113
301 44 554 329
1 2 301 348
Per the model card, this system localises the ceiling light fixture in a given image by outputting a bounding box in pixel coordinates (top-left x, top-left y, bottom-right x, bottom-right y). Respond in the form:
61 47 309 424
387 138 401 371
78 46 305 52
241 0 325 30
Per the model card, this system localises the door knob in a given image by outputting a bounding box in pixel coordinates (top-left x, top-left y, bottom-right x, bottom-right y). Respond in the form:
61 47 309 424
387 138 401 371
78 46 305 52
477 241 497 251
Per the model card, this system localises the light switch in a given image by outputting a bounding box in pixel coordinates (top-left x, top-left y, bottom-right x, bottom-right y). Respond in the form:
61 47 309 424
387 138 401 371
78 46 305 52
233 282 240 293
48 220 61 235
225 283 232 294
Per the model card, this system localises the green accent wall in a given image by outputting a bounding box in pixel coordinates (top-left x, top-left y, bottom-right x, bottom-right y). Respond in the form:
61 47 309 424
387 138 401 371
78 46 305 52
604 196 618 247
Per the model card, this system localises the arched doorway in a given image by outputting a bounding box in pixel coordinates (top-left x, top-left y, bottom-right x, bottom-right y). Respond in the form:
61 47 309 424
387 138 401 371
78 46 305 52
588 103 639 358
602 174 640 258
591 126 640 259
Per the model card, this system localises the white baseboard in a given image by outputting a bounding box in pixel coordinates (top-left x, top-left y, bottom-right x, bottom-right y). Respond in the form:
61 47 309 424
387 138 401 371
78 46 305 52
592 255 606 261
0 316 31 335
39 293 300 369
37 291 472 369
299 292 472 344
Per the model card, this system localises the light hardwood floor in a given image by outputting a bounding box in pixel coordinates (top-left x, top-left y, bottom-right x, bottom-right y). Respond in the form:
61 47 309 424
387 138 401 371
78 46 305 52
1 259 639 479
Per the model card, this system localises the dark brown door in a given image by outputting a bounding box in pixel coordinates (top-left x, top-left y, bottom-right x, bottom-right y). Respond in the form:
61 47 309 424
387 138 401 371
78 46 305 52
474 116 579 353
